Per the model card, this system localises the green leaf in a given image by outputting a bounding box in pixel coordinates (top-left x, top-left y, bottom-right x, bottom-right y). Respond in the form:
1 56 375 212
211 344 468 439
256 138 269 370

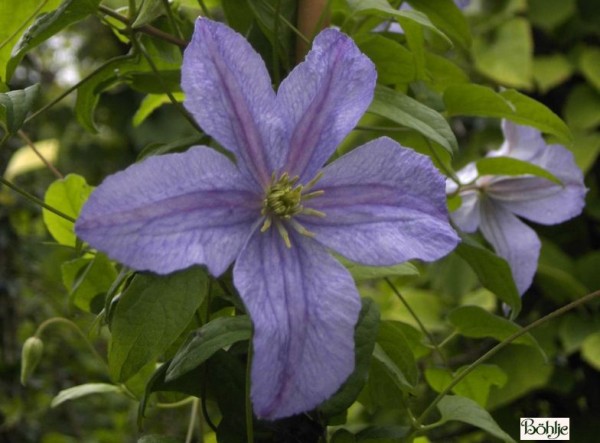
132 0 165 28
0 0 61 82
347 0 451 45
564 84 600 131
50 383 122 408
499 89 572 144
455 241 521 317
475 157 562 185
43 174 93 247
533 54 573 93
356 35 415 86
448 305 543 353
166 315 252 381
407 0 471 49
61 253 117 313
437 395 515 442
7 0 101 80
371 321 418 393
528 0 575 30
370 85 458 154
444 85 572 144
320 298 380 417
581 331 600 370
108 267 209 382
0 84 40 136
75 54 137 132
133 92 185 127
425 364 507 407
558 313 600 354
473 17 533 89
487 344 553 409
579 46 600 92
338 256 419 281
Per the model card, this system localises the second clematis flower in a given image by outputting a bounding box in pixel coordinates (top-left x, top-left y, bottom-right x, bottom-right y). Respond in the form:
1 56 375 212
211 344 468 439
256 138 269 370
447 120 586 295
76 19 459 419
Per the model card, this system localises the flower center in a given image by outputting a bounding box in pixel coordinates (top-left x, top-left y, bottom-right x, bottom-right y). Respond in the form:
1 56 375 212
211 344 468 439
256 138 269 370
260 172 325 248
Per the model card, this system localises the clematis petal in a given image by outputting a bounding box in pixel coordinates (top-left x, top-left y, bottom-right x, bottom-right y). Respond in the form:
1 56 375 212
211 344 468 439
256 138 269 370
450 190 481 233
278 29 376 183
479 198 541 294
300 137 459 265
76 147 259 277
233 228 361 419
181 19 286 187
494 120 546 161
487 134 586 225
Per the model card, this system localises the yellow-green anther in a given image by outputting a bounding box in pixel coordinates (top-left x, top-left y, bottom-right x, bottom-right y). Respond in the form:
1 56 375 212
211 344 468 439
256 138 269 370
276 221 292 248
302 208 326 218
260 172 327 245
21 336 44 385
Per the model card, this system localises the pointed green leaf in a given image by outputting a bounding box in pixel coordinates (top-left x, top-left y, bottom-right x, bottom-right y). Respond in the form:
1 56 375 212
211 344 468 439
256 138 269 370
338 256 419 281
0 0 62 82
7 0 101 80
473 18 533 89
347 0 451 45
43 173 93 247
425 364 507 407
475 157 562 185
370 85 458 154
109 267 209 382
356 35 415 85
455 241 521 317
61 253 117 313
371 321 418 394
51 383 122 408
437 395 515 442
166 315 252 381
0 84 40 135
133 92 185 127
444 84 572 144
407 0 471 49
448 305 544 358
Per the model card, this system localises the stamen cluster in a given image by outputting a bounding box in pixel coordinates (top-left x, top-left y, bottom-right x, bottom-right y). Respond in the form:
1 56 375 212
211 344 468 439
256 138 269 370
260 172 325 247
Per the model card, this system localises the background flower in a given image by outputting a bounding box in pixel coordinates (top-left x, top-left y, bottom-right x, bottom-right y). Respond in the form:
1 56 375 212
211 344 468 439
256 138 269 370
448 120 587 294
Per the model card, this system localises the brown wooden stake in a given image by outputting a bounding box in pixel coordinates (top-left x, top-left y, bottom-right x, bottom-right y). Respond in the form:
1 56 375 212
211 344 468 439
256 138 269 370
296 0 330 61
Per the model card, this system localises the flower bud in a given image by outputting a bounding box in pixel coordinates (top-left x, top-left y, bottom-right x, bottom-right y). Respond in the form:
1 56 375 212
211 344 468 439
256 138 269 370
20 336 44 385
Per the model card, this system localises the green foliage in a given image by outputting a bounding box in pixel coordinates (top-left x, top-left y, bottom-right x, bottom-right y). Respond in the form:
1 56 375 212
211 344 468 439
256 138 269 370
475 156 561 185
7 0 101 80
436 395 515 442
43 174 92 246
370 85 458 153
108 267 209 382
0 84 39 136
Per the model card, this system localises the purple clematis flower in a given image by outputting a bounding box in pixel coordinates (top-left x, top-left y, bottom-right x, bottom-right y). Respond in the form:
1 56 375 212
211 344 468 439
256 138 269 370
447 120 586 294
76 19 458 419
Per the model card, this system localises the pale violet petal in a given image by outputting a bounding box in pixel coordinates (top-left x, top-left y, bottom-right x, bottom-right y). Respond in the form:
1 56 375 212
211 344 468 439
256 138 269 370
479 199 541 295
300 137 459 265
181 19 287 186
278 28 376 183
450 190 481 233
487 144 586 225
76 147 259 276
233 229 361 420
